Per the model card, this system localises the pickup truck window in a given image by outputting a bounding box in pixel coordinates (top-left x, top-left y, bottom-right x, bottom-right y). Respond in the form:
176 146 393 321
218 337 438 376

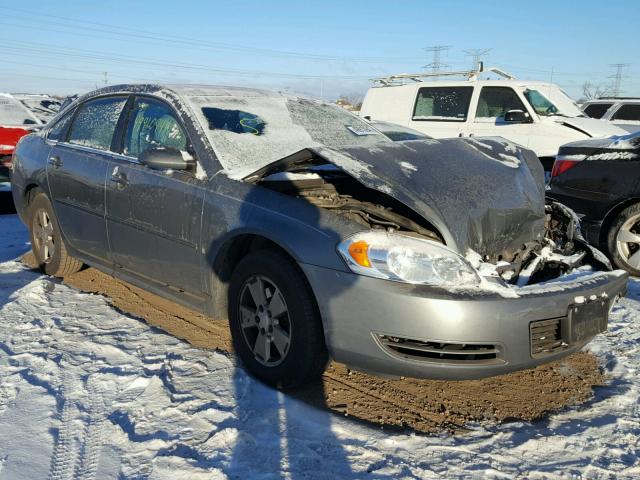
476 87 527 119
612 104 640 121
413 86 473 122
583 103 613 119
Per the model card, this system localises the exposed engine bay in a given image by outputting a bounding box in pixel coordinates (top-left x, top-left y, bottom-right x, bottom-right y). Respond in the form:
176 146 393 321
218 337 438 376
247 145 611 288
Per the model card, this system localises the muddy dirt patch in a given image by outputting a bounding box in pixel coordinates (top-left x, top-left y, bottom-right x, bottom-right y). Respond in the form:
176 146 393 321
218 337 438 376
23 253 606 434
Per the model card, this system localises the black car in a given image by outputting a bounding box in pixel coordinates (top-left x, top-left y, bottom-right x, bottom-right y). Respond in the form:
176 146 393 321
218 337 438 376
548 132 640 274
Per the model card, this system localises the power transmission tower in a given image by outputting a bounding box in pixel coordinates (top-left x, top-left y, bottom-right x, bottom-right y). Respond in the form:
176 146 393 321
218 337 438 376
464 48 491 71
423 45 451 74
610 63 630 97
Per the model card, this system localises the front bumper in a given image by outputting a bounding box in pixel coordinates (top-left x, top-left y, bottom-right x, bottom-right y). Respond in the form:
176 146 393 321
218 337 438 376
301 263 628 380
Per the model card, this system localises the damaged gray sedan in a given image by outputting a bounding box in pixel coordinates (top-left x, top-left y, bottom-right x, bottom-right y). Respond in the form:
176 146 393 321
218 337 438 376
10 85 627 388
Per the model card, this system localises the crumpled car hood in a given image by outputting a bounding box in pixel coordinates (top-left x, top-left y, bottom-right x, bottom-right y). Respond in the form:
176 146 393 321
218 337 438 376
309 137 547 257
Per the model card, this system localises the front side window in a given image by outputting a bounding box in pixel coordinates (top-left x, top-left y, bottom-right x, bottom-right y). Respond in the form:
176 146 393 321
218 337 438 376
583 103 613 119
124 98 188 158
68 96 128 151
612 104 640 121
413 87 473 122
476 87 527 119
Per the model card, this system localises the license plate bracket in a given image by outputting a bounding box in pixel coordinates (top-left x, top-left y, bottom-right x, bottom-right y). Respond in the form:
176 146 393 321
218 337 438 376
568 299 608 343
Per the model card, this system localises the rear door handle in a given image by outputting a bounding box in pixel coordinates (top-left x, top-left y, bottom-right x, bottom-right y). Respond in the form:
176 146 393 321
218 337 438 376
48 155 62 168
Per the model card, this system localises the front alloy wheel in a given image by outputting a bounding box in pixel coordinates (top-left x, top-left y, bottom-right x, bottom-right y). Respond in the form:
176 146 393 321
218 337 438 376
228 250 328 388
238 274 292 367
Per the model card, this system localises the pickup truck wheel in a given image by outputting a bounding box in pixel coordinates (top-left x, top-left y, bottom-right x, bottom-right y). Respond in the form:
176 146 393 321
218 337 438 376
608 203 640 276
228 250 328 388
27 192 83 277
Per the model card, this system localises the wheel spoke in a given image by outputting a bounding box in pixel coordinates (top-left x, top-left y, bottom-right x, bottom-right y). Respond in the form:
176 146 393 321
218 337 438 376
43 222 54 236
39 210 48 228
253 331 270 362
43 242 50 261
247 277 267 307
619 228 640 244
627 250 640 268
45 239 55 258
239 306 256 329
271 325 289 356
268 288 287 318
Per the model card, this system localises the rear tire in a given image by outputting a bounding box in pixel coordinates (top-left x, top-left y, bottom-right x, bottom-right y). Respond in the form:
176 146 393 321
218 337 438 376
607 202 640 276
27 192 83 277
228 249 328 389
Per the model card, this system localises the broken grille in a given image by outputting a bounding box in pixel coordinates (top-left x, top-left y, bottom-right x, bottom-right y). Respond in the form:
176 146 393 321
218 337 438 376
376 335 502 364
530 317 567 358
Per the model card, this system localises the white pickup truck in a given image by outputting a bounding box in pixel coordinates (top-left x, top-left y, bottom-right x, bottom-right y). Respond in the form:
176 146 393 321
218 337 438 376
360 68 626 171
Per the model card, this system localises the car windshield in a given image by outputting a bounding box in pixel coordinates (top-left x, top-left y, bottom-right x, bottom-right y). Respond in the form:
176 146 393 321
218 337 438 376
522 85 584 118
186 93 390 179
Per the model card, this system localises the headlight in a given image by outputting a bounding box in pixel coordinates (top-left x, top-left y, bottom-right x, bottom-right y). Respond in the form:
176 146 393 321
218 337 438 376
337 231 480 286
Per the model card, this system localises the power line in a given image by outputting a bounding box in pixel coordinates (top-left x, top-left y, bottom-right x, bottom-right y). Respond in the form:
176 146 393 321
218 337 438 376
0 39 375 80
610 63 630 96
0 7 419 64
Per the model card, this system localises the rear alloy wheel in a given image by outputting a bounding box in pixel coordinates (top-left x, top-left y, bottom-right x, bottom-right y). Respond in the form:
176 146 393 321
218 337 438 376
228 250 328 388
608 203 640 276
27 192 83 277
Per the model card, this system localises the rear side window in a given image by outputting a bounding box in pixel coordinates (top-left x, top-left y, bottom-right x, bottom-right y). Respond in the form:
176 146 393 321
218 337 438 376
476 87 527 119
124 97 188 158
47 110 75 142
413 87 473 122
68 96 128 151
583 103 613 119
612 104 640 121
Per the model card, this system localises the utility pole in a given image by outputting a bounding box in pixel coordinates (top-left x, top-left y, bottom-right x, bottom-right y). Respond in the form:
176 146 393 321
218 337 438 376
610 63 630 97
423 45 451 76
464 48 491 71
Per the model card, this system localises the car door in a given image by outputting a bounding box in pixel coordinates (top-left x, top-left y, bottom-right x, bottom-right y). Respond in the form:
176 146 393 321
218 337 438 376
105 95 205 299
46 95 129 264
407 85 473 138
465 86 532 149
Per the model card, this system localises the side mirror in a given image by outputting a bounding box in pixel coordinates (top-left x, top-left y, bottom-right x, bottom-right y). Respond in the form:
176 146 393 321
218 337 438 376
139 146 189 171
504 110 531 123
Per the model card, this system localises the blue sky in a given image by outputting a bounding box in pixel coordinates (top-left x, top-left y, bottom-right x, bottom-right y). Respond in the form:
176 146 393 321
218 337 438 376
0 0 638 100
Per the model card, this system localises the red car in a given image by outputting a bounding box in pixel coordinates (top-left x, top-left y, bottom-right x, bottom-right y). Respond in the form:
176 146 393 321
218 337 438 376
0 93 45 177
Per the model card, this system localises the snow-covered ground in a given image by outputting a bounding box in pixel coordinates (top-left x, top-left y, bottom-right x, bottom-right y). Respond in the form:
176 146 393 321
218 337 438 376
0 214 639 479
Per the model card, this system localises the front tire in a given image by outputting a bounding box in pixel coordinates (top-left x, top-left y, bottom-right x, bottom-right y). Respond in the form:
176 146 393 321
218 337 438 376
607 202 640 276
228 250 328 388
27 192 83 277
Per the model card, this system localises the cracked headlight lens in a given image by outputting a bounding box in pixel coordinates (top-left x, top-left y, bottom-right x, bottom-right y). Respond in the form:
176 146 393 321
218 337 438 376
338 231 480 286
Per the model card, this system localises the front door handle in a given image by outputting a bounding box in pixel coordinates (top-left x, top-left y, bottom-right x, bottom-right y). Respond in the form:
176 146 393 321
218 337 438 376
48 156 62 168
110 172 129 188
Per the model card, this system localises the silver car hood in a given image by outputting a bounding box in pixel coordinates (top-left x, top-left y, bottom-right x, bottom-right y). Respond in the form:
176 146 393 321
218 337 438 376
308 138 547 257
245 137 547 257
